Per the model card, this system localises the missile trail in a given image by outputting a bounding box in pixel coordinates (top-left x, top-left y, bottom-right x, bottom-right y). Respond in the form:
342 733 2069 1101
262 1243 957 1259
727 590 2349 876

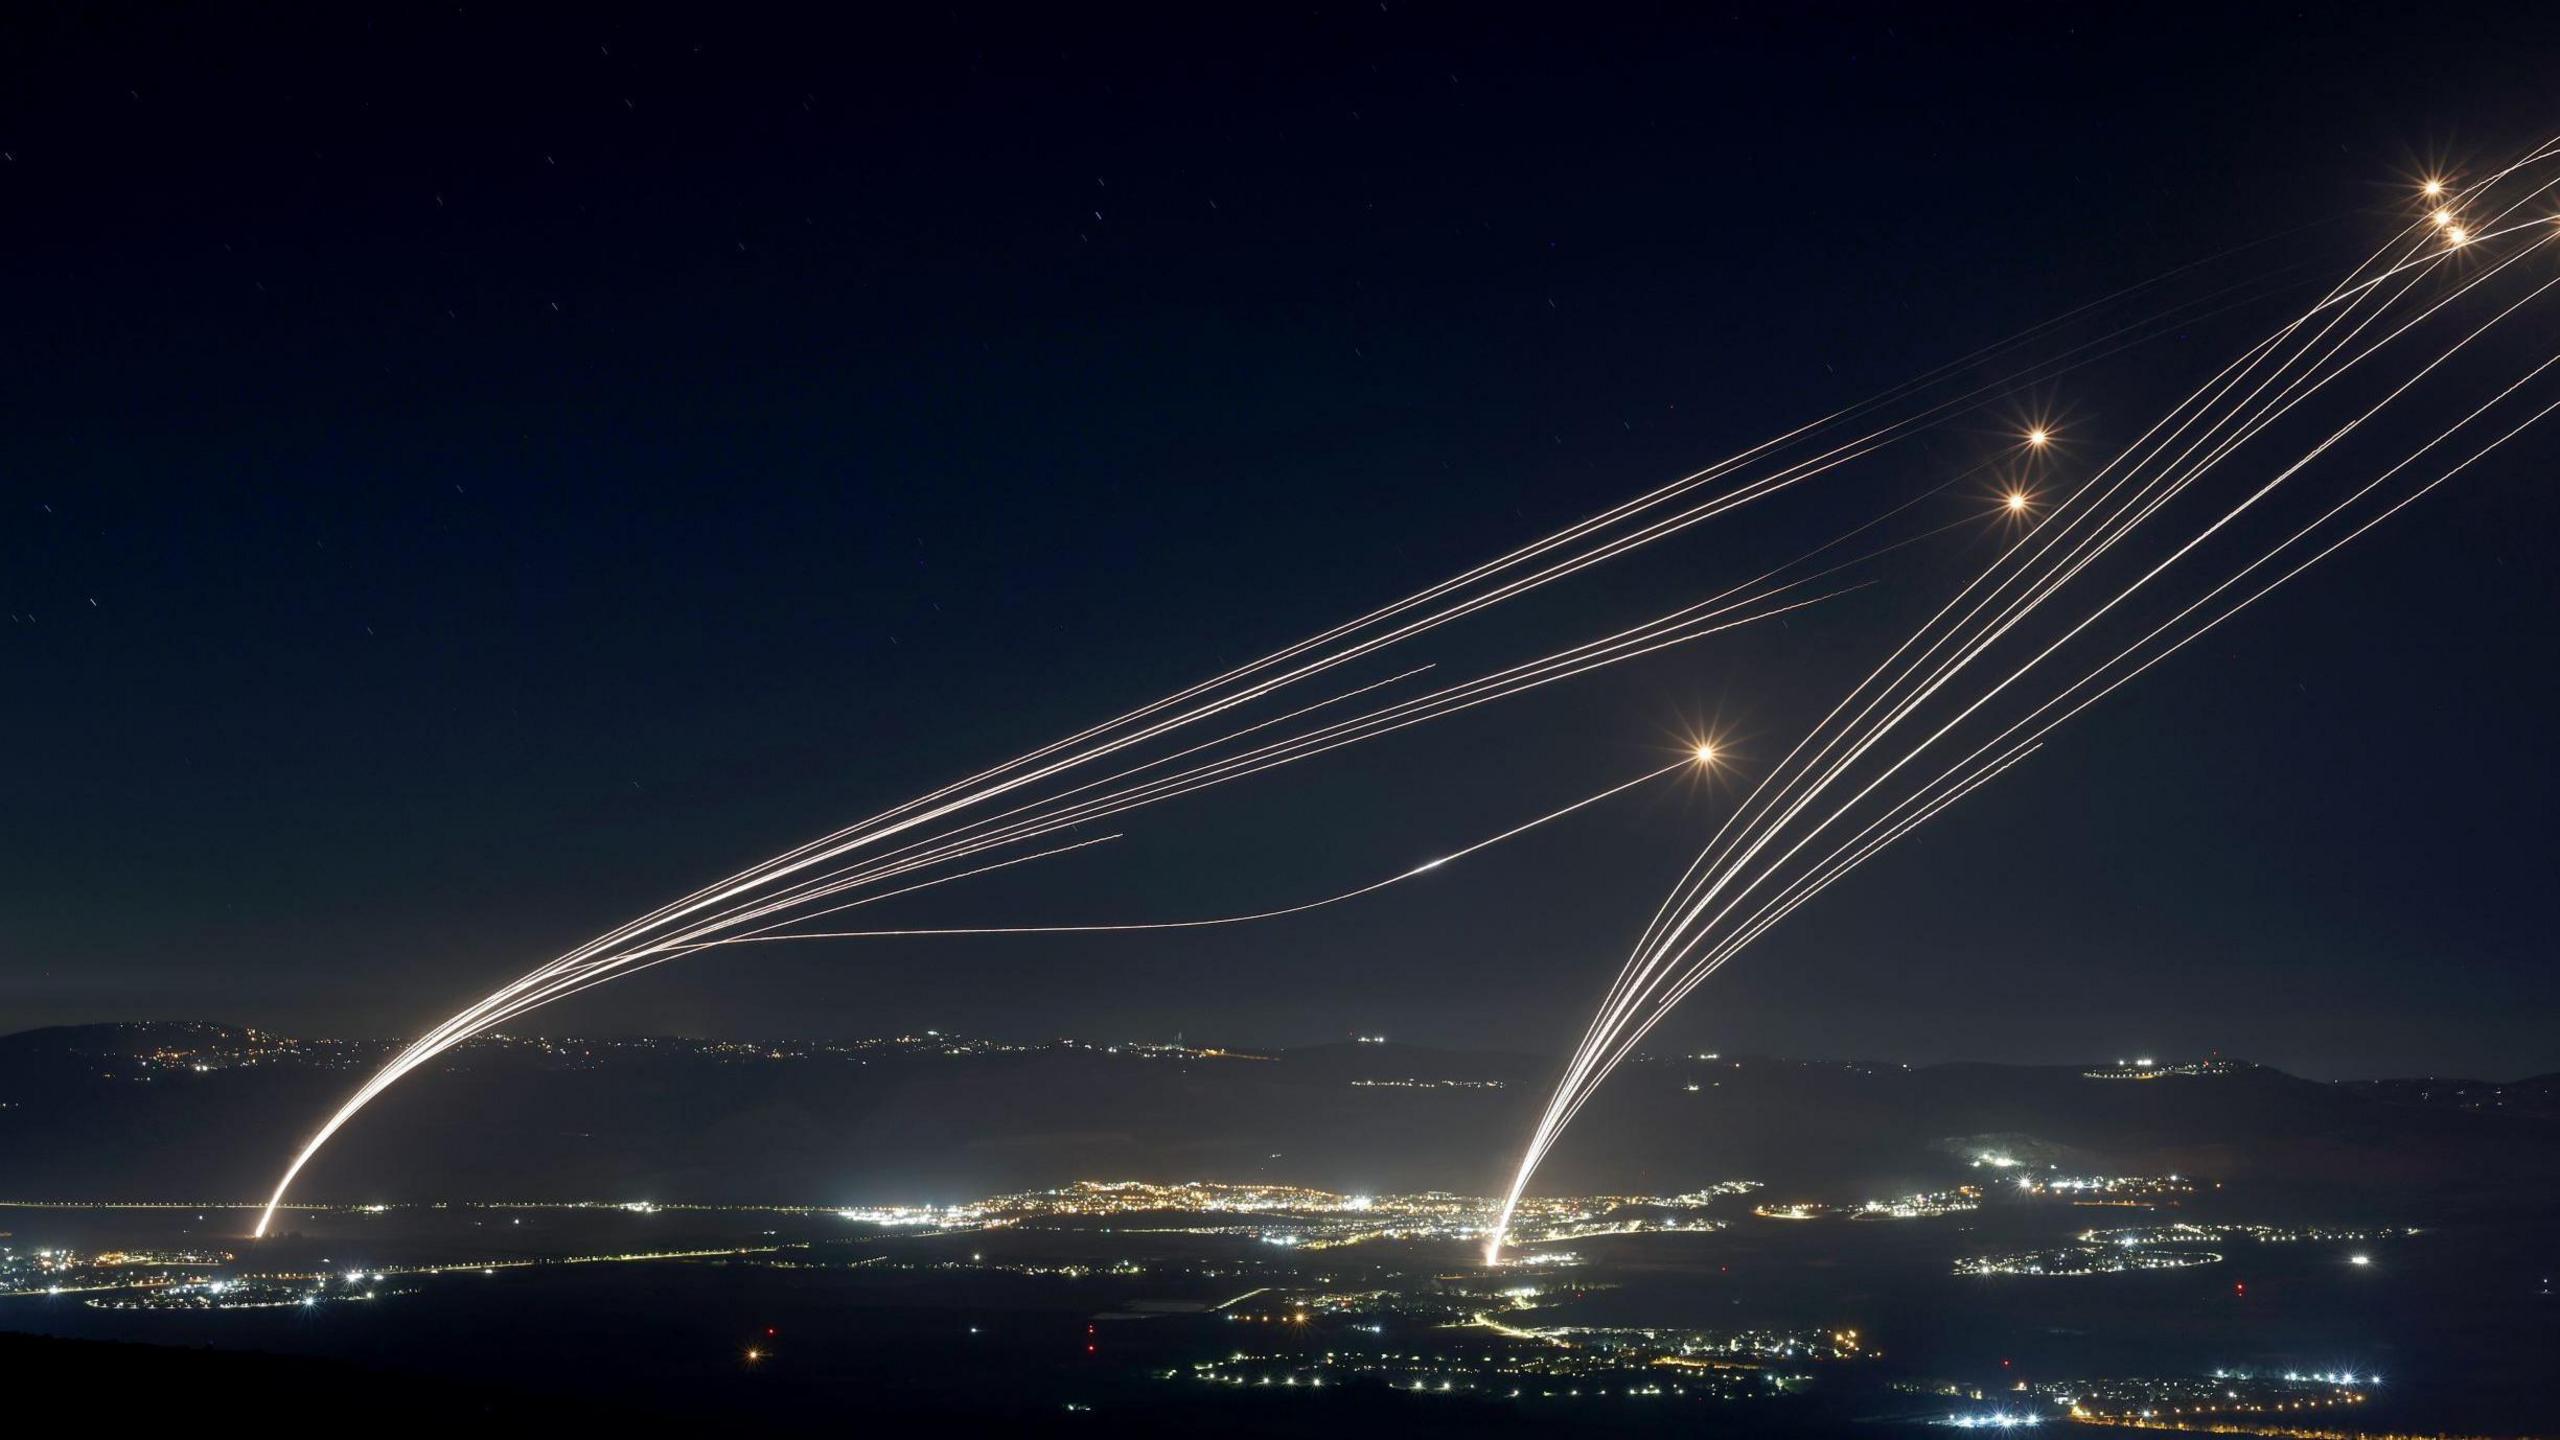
279 481 1978 1067
651 501 1981 954
447 751 1708 1019
693 754 1703 946
250 198 2342 1238
394 479 2005 1022
1502 165 2560 1252
249 561 1846 1236
1485 138 2560 1259
1509 374 2560 1218
389 582 1853 1037
1557 163 2560 1146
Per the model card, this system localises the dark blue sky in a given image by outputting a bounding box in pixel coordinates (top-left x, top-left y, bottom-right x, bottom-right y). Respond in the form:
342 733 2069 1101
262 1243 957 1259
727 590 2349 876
6 5 2555 1078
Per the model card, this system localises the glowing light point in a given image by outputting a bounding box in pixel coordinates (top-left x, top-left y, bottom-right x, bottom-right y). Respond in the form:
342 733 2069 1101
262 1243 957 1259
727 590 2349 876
2004 490 2031 515
2348 1253 2371 1266
1693 742 1717 764
2025 427 2050 448
2423 178 2445 199
2430 208 2453 228
2446 226 2469 247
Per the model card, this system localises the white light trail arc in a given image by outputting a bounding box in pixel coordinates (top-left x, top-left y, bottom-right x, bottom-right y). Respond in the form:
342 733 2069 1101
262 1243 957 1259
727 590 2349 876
1484 140 2560 1260
248 197 2340 1239
697 753 1704 946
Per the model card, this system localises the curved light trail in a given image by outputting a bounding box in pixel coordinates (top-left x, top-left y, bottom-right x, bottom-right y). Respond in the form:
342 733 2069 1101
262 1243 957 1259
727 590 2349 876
1486 137 2560 1259
251 184 2355 1238
696 752 1704 946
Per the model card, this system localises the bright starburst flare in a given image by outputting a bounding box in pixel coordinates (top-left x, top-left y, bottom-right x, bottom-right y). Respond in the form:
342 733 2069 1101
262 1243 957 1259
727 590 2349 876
2424 178 2447 199
1693 742 1718 765
2004 489 2033 515
2026 426 2051 448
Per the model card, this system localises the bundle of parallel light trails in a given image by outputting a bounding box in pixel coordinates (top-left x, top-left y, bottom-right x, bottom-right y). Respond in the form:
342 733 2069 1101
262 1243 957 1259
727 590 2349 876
254 136 2560 1245
1490 137 2560 1256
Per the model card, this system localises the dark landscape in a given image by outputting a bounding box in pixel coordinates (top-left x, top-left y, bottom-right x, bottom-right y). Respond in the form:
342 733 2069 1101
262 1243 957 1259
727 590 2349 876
8 5 2558 1434
4 1022 2554 1433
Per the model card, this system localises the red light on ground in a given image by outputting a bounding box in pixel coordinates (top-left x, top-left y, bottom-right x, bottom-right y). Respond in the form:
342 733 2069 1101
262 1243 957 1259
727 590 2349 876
2234 1283 2246 1297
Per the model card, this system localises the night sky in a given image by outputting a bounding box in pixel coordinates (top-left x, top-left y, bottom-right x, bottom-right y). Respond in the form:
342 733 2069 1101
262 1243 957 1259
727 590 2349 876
6 6 2556 1079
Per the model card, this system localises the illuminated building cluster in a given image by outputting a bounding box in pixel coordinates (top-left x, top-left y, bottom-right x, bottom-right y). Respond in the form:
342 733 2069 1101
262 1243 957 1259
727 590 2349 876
1535 1323 1864 1363
1952 1214 2410 1276
1954 1244 2224 1277
2080 1057 2242 1081
88 1024 1280 1083
86 1273 392 1311
0 1244 238 1298
2076 1221 2415 1247
1185 1348 1764 1402
1184 1319 1858 1404
1755 1184 1979 1222
2046 1371 2372 1425
829 1177 1758 1253
2013 1174 2196 1203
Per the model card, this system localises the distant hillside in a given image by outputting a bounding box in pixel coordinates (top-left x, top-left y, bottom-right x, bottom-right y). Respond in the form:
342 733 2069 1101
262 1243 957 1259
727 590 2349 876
3 1023 2555 1210
0 1020 264 1058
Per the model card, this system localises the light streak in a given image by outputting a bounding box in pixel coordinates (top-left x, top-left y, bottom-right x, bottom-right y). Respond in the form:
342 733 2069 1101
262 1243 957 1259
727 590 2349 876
693 754 1699 945
1566 148 2560 1122
248 162 2366 1239
254 430 2041 1234
1486 136 2560 1260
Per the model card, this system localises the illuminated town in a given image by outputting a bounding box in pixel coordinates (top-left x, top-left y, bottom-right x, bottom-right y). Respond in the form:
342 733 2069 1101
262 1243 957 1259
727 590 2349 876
756 1178 1751 1252
7 1014 2511 1432
5 1035 2478 1431
1751 1186 1980 1221
4 1161 2468 1436
2079 1058 2246 1082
